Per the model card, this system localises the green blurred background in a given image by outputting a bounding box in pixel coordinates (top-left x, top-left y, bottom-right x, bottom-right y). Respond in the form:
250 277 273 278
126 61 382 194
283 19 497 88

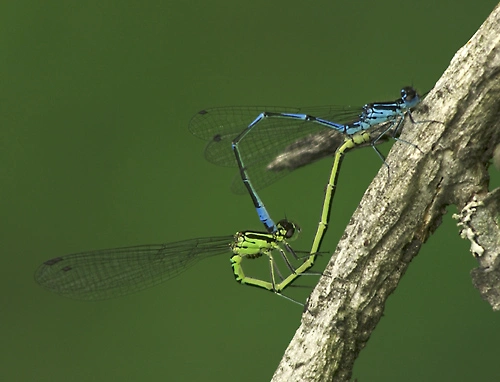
2 1 499 381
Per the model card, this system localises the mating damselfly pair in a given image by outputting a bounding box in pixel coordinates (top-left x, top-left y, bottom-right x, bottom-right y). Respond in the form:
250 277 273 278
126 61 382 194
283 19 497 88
34 87 430 305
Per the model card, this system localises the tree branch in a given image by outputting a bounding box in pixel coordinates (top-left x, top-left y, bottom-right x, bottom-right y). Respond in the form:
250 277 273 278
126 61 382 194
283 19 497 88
272 4 500 381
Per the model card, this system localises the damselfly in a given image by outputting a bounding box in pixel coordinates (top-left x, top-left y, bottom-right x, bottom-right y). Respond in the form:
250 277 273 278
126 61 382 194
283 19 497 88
190 87 433 262
190 87 423 231
34 219 311 304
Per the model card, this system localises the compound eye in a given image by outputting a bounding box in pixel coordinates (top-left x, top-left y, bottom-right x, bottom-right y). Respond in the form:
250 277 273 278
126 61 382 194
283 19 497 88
401 87 417 103
285 227 295 238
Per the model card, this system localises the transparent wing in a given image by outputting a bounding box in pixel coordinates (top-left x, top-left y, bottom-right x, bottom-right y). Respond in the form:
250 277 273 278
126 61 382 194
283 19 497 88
189 105 364 193
35 236 233 300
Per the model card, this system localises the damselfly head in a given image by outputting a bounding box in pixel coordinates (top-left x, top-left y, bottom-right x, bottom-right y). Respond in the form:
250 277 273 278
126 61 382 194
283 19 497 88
276 219 301 241
401 86 420 109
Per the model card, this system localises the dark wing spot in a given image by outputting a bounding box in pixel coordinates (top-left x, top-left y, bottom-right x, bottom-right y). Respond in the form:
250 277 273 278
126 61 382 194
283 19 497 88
43 257 63 266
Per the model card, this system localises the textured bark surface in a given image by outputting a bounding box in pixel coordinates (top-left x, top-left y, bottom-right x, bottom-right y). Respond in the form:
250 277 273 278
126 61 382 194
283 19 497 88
272 4 500 381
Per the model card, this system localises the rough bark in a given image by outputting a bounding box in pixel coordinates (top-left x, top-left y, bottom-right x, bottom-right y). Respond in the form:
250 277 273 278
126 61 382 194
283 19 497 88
272 4 500 381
